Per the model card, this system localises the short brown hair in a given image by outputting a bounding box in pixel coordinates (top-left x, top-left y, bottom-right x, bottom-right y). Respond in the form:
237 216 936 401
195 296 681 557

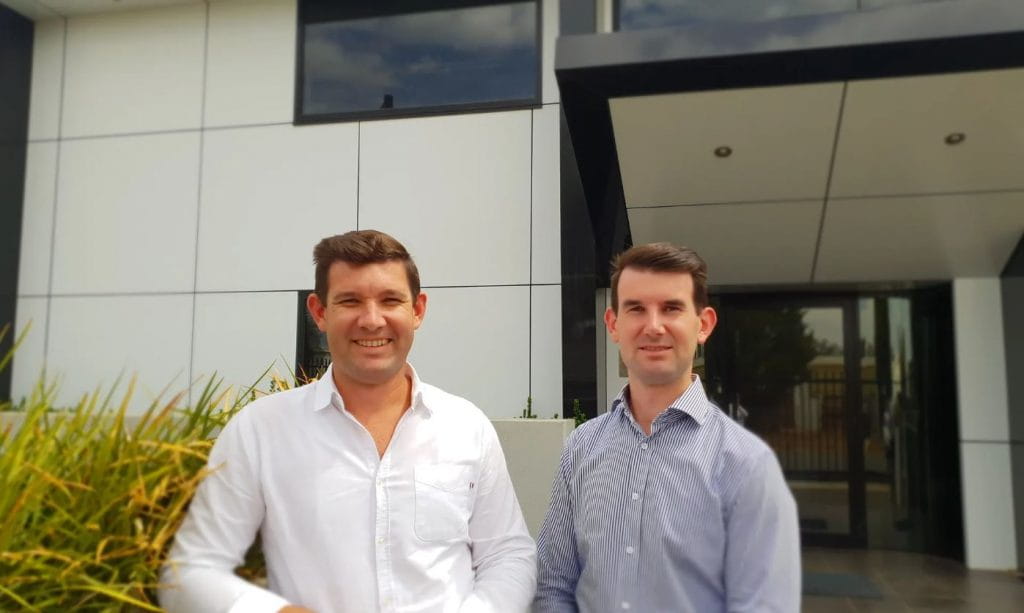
313 230 420 303
609 242 709 312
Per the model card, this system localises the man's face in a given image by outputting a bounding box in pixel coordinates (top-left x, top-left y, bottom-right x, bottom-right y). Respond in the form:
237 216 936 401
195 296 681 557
307 260 426 388
605 268 717 389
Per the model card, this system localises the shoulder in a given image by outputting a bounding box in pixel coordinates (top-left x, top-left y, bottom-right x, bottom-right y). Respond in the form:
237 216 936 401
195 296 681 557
416 381 496 443
708 411 782 497
558 410 617 466
418 381 489 421
221 381 318 436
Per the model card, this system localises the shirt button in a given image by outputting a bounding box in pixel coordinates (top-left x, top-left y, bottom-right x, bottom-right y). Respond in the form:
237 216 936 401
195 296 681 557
631 492 639 501
640 442 648 450
377 537 385 544
626 546 635 555
621 602 631 610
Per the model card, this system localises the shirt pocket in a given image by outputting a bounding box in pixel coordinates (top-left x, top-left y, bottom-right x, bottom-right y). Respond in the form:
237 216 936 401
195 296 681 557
413 463 474 543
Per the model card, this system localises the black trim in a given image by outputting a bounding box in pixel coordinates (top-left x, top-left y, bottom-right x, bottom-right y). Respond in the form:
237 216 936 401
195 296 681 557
559 108 598 419
294 0 543 125
1002 233 1024 570
0 7 33 402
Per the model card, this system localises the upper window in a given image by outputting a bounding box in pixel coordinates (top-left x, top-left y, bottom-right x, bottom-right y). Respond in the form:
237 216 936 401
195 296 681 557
616 0 940 32
297 0 540 122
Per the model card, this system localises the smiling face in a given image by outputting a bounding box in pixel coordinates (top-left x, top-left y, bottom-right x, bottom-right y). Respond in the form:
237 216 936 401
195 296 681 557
605 267 717 391
306 259 427 390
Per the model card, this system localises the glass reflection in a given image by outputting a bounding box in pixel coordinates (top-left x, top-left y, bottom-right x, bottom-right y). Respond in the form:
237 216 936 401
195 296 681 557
860 297 916 549
303 2 538 116
617 0 951 31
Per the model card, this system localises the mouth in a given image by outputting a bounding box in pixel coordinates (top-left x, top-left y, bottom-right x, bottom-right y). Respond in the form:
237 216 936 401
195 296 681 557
639 345 671 353
353 339 392 348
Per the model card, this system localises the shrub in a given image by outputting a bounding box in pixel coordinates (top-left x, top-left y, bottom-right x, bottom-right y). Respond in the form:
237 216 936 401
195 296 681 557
0 324 271 611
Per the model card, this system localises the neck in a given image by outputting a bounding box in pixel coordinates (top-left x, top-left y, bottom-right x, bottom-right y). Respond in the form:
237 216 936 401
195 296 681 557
627 372 693 435
334 367 412 422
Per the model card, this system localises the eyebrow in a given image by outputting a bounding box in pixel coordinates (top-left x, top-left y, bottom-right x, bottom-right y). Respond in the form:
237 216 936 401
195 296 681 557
621 299 687 308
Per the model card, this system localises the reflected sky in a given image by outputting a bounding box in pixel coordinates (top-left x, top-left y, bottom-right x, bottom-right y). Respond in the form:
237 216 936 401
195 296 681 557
303 2 537 115
617 0 948 31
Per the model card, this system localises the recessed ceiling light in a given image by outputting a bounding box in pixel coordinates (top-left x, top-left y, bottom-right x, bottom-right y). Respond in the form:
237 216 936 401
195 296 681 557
714 146 732 158
944 132 965 145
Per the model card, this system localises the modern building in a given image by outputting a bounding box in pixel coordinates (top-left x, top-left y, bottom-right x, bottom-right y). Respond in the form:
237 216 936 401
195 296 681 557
1 0 1021 574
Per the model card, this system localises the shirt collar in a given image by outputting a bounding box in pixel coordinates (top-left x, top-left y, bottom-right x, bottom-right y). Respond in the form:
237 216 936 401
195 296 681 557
611 374 713 427
312 363 429 415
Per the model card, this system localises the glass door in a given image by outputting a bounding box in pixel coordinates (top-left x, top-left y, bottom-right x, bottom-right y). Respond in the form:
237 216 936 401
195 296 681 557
704 296 866 547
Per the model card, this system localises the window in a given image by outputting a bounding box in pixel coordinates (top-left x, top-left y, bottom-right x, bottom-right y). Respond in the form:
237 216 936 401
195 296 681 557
297 0 540 122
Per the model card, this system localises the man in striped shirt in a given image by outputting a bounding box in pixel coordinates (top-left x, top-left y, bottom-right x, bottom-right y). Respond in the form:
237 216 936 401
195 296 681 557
534 243 800 612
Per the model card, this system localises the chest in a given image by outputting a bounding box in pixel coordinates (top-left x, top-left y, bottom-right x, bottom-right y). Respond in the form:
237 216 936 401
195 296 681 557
571 435 727 552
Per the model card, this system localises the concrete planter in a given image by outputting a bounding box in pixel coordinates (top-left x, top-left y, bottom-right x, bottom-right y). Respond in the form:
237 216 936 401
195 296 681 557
491 418 576 537
1 411 574 538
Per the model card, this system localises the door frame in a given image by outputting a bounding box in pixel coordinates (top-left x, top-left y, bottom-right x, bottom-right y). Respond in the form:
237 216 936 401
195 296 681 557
709 293 867 548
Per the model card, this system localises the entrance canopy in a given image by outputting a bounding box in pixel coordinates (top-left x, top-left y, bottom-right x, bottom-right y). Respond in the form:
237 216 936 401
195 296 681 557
556 0 1024 285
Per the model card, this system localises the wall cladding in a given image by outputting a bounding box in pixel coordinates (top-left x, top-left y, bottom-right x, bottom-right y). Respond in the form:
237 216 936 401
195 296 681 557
13 0 563 418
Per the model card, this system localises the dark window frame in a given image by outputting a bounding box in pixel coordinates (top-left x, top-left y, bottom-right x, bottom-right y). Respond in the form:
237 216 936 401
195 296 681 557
294 0 544 125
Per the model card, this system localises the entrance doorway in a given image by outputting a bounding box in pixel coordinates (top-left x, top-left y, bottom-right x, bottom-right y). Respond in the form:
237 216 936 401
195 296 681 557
701 289 962 557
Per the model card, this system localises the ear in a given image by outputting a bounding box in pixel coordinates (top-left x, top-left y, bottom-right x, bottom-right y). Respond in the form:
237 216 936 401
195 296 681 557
307 292 327 332
604 306 619 343
412 292 428 330
697 306 718 345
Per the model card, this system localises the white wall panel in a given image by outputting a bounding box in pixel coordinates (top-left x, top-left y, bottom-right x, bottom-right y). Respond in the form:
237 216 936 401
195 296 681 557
18 142 57 296
191 291 297 395
47 294 193 414
953 278 1011 442
52 132 200 294
530 285 562 417
196 123 358 292
204 0 296 127
10 298 48 403
960 441 1018 570
27 19 64 141
62 4 205 137
409 286 529 419
532 105 561 285
360 111 532 287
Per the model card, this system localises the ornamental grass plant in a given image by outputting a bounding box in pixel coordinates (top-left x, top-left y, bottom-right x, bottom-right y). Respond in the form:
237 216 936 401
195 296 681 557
0 324 274 611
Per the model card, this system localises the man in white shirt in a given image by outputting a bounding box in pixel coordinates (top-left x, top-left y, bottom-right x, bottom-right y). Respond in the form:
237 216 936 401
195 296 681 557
159 230 537 613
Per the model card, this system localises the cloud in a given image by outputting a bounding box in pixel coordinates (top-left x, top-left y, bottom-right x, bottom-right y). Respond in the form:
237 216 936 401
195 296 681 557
304 28 398 89
342 3 535 52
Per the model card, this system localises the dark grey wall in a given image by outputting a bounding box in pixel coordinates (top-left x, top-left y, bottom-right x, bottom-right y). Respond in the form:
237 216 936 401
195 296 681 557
0 6 33 402
1002 235 1024 570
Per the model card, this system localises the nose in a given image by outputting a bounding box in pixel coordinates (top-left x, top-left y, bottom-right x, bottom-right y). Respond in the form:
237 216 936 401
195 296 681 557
642 311 666 335
357 301 386 330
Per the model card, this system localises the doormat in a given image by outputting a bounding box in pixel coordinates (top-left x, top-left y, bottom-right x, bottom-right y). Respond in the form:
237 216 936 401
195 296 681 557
802 572 884 599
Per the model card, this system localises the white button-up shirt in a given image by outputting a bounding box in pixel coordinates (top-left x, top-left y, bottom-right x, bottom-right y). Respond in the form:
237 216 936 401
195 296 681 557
160 365 536 613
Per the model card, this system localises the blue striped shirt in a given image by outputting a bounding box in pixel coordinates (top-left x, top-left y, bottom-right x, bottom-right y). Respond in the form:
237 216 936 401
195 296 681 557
534 376 800 612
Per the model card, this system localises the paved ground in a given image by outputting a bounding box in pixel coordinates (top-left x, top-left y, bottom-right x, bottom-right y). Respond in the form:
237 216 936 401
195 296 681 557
802 548 1024 612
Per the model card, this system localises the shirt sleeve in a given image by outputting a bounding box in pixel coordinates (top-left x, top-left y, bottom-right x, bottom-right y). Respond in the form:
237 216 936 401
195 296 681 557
459 421 538 613
723 449 802 613
158 413 292 613
532 437 580 613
